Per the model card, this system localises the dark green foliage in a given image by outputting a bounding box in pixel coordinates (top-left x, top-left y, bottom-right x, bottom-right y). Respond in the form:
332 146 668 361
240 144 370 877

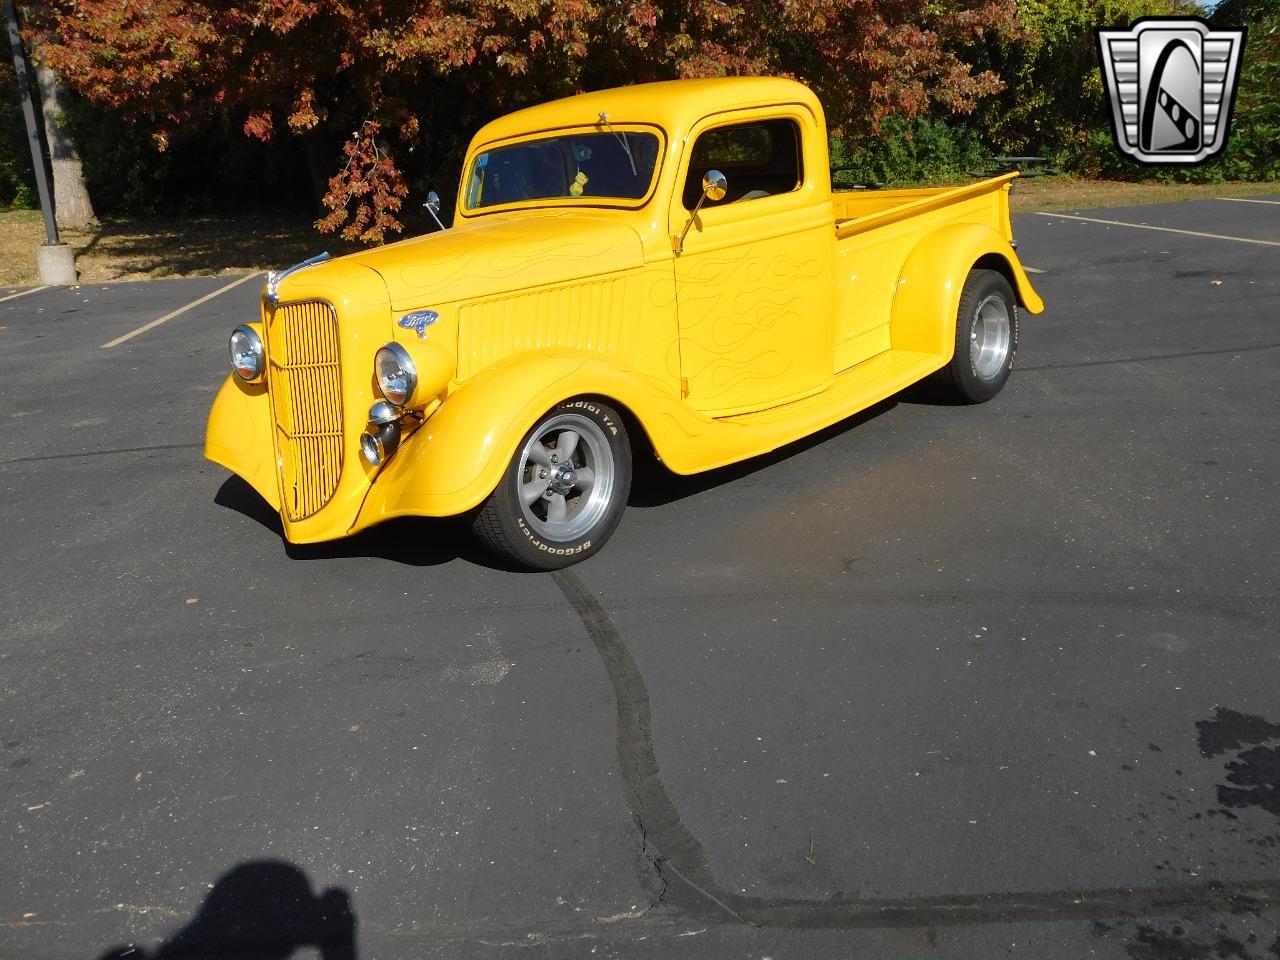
59 93 320 216
830 116 987 187
1 62 36 208
1214 8 1280 181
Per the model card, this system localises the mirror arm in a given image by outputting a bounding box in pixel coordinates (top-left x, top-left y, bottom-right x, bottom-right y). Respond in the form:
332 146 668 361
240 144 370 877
674 170 726 255
424 191 446 231
674 192 712 255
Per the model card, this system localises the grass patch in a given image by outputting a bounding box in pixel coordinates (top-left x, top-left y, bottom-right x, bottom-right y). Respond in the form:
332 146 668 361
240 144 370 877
0 209 43 287
1010 178 1278 214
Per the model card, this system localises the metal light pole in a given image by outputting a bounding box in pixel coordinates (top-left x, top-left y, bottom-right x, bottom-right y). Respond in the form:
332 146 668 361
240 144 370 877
4 0 76 284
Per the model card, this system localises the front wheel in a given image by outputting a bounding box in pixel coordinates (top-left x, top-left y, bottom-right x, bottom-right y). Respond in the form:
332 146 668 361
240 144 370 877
471 399 632 570
933 268 1019 404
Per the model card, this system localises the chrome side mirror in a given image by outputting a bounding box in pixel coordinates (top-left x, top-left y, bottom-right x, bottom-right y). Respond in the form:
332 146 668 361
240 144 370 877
701 169 727 202
424 190 445 231
675 169 728 254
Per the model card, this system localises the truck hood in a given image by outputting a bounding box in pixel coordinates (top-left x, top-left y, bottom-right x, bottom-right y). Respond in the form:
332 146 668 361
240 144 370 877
343 210 646 313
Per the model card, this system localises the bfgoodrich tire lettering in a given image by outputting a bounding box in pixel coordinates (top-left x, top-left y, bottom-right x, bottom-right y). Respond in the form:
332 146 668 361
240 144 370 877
933 268 1019 404
472 399 631 570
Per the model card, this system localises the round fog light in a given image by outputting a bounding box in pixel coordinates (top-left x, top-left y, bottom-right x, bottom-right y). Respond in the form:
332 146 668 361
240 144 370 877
360 432 385 466
360 420 401 467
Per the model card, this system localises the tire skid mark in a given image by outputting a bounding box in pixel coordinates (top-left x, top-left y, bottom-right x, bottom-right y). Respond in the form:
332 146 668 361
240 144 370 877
552 570 1280 930
551 569 734 922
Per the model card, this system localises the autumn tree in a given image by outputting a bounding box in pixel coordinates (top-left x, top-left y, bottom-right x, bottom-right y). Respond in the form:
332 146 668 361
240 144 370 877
24 0 1019 243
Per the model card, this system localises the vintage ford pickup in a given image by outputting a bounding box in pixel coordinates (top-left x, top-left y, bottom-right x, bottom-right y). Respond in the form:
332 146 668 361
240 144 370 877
206 76 1044 569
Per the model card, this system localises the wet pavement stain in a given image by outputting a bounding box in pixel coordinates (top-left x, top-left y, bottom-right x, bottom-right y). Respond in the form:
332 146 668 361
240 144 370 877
1198 708 1280 820
1094 919 1279 960
1198 710 1280 761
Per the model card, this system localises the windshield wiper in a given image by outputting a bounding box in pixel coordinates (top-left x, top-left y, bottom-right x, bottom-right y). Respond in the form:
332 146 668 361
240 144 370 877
597 112 637 177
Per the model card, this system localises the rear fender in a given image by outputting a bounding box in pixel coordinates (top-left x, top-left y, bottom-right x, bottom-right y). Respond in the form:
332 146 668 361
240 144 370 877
890 223 1044 358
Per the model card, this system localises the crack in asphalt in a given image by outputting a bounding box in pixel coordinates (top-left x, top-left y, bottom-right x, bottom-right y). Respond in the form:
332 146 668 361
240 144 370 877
550 569 1280 931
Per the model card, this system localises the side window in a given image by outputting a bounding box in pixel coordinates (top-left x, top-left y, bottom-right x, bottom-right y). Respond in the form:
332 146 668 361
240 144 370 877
682 118 803 210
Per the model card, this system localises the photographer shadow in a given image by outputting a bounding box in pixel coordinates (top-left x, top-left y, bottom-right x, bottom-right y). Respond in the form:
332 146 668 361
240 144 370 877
98 860 356 960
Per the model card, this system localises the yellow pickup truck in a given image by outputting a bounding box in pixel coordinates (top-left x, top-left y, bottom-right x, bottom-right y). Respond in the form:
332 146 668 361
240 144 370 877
206 76 1043 569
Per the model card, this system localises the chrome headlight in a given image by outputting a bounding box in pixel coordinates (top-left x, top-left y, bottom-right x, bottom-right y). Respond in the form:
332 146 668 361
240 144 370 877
375 343 417 407
229 325 265 382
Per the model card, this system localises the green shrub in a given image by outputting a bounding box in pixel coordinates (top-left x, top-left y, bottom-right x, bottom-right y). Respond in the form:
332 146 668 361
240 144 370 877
1216 11 1280 181
830 115 988 187
0 63 36 209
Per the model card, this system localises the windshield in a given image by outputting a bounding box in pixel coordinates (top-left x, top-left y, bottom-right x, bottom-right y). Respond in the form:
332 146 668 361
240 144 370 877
464 131 661 210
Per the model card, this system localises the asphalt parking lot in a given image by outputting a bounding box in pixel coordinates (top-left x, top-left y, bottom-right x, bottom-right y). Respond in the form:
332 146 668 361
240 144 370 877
2 195 1279 960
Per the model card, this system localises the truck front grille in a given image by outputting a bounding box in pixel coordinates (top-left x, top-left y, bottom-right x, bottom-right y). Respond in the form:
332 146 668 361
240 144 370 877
266 300 343 521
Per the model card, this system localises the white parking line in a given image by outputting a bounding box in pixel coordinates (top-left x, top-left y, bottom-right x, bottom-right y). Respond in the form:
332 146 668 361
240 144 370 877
1216 197 1280 206
1022 266 1046 274
1036 212 1280 247
100 272 263 349
0 285 49 304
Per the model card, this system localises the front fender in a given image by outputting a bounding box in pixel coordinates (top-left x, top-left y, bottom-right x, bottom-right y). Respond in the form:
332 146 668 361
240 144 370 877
205 374 280 510
350 354 718 530
890 222 1044 358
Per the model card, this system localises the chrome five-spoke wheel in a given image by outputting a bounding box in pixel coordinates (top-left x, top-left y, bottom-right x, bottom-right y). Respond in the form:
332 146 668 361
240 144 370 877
472 399 632 570
517 413 615 542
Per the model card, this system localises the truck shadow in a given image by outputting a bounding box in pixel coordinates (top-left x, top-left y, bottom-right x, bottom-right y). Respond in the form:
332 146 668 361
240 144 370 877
213 476 513 569
96 859 356 960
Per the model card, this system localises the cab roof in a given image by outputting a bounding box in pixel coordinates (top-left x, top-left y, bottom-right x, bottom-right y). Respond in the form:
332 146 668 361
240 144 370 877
469 76 823 149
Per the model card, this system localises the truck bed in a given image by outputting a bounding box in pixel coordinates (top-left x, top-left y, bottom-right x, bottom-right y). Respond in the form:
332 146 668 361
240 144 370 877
828 173 1021 374
833 173 1017 240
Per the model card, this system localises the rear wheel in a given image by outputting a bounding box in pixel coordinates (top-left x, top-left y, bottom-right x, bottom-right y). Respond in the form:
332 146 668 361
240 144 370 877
934 268 1019 404
471 399 631 570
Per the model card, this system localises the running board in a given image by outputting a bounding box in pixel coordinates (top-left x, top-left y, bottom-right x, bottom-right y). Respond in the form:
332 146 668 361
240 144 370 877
648 348 947 476
717 348 944 436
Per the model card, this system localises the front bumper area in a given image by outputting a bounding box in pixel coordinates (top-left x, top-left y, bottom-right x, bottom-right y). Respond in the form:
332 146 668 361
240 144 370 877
206 372 384 544
205 376 464 544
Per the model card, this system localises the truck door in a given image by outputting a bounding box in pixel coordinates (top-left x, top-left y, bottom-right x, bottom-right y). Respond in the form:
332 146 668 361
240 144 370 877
669 109 835 417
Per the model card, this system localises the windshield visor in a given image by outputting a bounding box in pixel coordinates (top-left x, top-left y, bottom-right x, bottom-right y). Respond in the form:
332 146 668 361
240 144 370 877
464 130 661 211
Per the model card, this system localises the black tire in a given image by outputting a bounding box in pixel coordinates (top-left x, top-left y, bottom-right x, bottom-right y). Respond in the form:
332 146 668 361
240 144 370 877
471 398 632 570
933 268 1019 404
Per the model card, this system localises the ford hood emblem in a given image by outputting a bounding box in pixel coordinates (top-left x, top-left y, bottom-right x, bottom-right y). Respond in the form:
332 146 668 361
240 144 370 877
398 310 439 338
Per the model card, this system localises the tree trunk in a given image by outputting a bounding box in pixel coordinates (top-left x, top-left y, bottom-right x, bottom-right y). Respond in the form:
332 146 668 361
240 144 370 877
33 61 96 228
